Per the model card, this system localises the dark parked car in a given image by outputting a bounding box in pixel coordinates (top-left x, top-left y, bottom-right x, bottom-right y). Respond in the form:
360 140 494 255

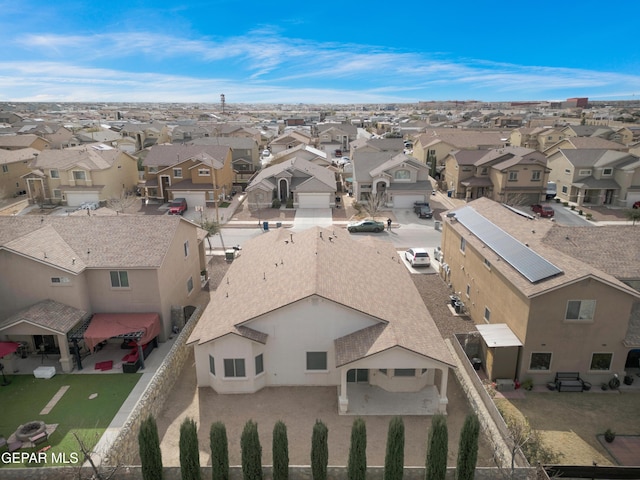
413 201 430 214
168 197 188 215
347 219 385 233
531 204 554 218
417 206 433 218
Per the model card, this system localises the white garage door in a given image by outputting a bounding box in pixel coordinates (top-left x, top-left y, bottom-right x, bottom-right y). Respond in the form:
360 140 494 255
65 191 100 207
177 192 207 210
393 194 425 208
626 193 640 208
298 193 330 208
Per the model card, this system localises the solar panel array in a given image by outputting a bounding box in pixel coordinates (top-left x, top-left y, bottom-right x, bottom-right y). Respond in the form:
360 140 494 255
454 206 563 283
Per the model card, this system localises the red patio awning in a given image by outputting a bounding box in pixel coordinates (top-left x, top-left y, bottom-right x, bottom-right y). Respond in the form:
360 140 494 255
0 341 20 358
83 313 161 351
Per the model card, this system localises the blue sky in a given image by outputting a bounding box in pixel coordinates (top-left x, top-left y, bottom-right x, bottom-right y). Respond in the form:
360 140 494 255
2 0 640 104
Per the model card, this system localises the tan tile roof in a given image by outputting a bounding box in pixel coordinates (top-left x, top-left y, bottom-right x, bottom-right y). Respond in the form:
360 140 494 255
417 129 510 149
144 144 230 168
0 216 188 270
0 147 39 165
31 144 121 170
0 299 87 334
188 226 455 367
0 134 44 148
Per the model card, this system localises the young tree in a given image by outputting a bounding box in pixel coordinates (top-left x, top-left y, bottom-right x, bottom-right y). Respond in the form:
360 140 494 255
455 414 480 480
311 420 328 480
347 417 367 480
200 217 221 250
241 420 262 480
272 421 289 480
210 422 229 480
425 414 448 480
625 208 640 225
179 417 201 480
139 414 163 480
384 416 404 480
361 191 386 219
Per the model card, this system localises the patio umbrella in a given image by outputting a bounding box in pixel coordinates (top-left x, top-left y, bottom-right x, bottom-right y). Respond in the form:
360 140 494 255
0 342 20 358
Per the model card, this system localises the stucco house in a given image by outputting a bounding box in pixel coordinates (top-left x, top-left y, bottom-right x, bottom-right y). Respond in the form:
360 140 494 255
0 133 49 152
24 143 139 207
245 157 336 209
0 148 38 199
0 215 206 373
439 197 640 386
188 226 455 414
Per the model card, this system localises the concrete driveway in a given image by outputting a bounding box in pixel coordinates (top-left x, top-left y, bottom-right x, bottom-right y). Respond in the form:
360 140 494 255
291 208 333 231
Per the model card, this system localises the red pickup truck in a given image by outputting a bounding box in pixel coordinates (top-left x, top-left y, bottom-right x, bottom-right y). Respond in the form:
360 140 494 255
531 204 554 218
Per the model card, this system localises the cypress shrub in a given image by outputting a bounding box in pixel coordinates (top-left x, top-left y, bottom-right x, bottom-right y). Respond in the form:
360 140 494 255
425 414 448 480
179 417 201 480
138 414 163 480
384 416 404 480
272 421 289 480
347 417 367 480
210 422 229 480
241 420 263 480
455 414 480 480
311 420 328 480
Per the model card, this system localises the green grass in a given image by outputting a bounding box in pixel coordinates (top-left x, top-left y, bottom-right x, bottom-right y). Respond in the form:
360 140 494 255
0 373 141 468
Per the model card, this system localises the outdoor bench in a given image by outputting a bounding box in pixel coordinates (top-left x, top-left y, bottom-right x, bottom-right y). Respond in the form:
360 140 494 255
29 432 48 445
554 372 585 392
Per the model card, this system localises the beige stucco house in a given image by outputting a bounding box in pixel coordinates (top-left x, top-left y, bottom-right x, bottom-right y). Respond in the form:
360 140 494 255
439 197 640 386
24 143 139 207
0 134 49 152
188 226 455 414
0 215 206 373
0 148 38 199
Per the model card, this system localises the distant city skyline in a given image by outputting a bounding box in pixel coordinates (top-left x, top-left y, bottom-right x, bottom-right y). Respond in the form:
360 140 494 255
2 0 640 104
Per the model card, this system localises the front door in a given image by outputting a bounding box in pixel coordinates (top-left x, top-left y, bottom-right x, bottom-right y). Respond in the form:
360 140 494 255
160 176 171 202
604 189 614 205
347 369 369 383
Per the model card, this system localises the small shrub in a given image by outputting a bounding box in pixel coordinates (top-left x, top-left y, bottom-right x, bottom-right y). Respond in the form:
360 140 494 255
139 415 163 480
555 198 561 203
180 417 201 480
348 417 367 480
586 213 593 220
272 421 289 480
286 198 294 209
210 422 229 480
311 420 328 480
578 209 583 215
272 199 281 209
384 416 404 480
563 202 569 207
604 429 616 443
241 420 262 480
521 379 534 391
426 414 447 480
456 414 480 480
570 205 576 211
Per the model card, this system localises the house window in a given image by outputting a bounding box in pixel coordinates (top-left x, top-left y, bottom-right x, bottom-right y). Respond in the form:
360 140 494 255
255 354 264 375
50 169 60 179
529 352 552 371
531 171 541 181
508 171 518 181
209 355 215 376
53 189 62 199
148 166 158 174
561 185 568 194
602 168 613 176
73 171 86 180
466 284 471 298
51 276 70 284
306 352 327 371
187 276 194 294
483 258 491 269
223 358 246 377
173 168 182 178
565 300 596 321
2 165 8 173
484 307 491 323
199 169 210 176
184 240 189 257
394 369 415 377
110 270 129 288
564 169 571 175
460 237 466 253
394 169 411 180
578 169 592 176
378 369 388 375
480 167 488 175
590 353 613 371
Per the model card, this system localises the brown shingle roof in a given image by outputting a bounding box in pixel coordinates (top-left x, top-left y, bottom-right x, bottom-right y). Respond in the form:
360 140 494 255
0 299 88 334
143 144 229 168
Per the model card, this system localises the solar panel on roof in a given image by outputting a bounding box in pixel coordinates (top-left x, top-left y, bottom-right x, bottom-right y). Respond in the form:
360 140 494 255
454 206 563 283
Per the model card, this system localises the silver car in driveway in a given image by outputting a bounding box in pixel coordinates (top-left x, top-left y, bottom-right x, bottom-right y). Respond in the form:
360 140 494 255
405 248 431 267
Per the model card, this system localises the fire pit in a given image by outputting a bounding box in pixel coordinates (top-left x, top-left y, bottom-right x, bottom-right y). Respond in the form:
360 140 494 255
15 421 46 442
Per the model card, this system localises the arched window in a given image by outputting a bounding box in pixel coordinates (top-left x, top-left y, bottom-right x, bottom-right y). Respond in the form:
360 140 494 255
394 169 411 180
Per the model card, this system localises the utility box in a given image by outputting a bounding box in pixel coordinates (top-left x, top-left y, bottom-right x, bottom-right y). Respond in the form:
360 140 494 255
496 379 515 391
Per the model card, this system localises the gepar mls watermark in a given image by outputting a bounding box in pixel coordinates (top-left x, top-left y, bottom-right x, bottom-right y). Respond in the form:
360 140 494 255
1 451 80 465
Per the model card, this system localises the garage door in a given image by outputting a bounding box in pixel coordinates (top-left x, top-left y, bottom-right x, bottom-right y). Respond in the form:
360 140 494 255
177 192 207 210
298 193 330 208
65 191 100 207
393 194 425 208
626 193 640 208
506 193 540 206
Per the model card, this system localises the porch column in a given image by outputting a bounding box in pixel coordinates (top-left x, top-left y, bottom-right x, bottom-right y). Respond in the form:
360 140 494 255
438 367 449 414
57 334 73 373
338 368 349 413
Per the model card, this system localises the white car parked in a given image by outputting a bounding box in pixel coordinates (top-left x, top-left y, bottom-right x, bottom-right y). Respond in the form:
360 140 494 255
405 248 431 267
77 202 99 211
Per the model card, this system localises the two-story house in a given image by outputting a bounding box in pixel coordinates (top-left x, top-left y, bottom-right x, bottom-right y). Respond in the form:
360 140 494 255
509 127 564 152
440 197 640 386
141 144 234 207
0 215 206 373
543 136 627 157
316 123 358 153
191 137 260 190
24 144 139 206
0 148 38 199
0 133 49 152
547 149 640 207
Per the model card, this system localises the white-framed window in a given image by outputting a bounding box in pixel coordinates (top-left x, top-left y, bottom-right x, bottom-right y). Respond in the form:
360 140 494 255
460 237 466 253
2 165 8 173
110 271 129 288
173 168 182 178
53 189 62 199
508 171 518 181
223 358 246 377
50 169 60 179
564 169 571 175
565 300 596 321
480 167 488 175
73 170 86 180
209 355 215 376
483 258 491 269
51 276 70 285
306 352 327 371
466 284 471 298
529 352 552 371
590 353 613 371
561 185 568 194
184 240 189 257
148 166 158 174
255 354 264 375
531 171 541 181
484 307 491 323
578 169 592 176
394 169 411 180
602 168 613 176
198 169 210 176
187 276 194 294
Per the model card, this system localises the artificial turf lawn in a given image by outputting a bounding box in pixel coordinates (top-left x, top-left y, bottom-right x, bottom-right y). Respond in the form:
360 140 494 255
0 373 141 468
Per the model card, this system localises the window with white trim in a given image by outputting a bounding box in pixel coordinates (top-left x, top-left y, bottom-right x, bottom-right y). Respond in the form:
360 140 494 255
565 300 596 321
602 168 613 176
255 354 264 375
110 270 129 288
198 169 210 176
590 353 612 371
578 169 592 176
394 169 411 180
306 352 327 370
73 170 86 180
223 358 246 377
173 168 182 178
466 284 471 298
50 169 60 179
2 165 8 173
51 276 70 285
531 170 541 181
529 352 551 371
508 171 518 181
184 240 189 257
53 189 62 199
561 185 568 194
209 355 215 375
460 237 466 253
187 276 194 294
484 307 491 323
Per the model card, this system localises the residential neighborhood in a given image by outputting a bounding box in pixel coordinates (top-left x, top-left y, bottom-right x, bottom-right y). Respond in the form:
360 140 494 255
1 99 640 477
